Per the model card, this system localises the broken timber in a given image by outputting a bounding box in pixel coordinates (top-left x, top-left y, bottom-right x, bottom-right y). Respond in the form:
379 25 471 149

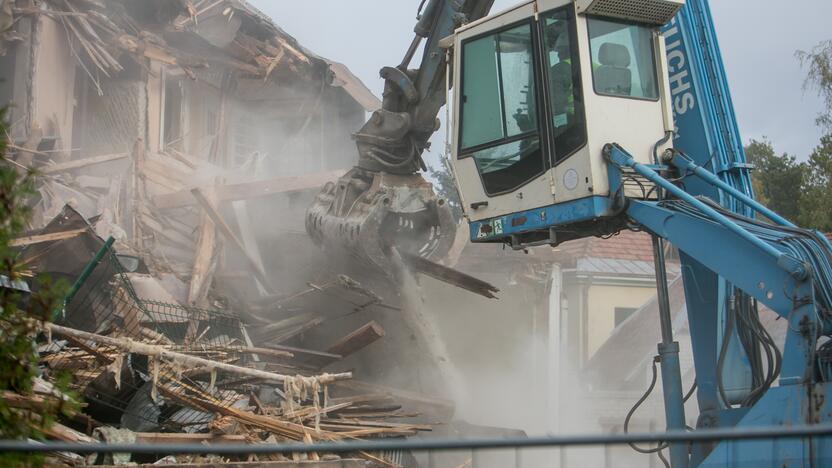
400 250 500 299
46 323 351 386
40 153 129 174
152 170 346 209
326 321 385 357
191 187 274 294
10 227 88 247
188 186 220 307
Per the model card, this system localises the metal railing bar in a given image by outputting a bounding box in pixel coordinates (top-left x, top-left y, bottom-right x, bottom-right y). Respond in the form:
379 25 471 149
2 424 832 455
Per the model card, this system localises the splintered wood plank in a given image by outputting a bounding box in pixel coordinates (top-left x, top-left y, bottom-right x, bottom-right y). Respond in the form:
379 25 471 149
325 321 385 358
188 187 218 307
191 187 274 294
10 227 87 247
265 343 341 361
254 311 319 339
40 152 128 174
46 323 351 386
268 317 325 345
134 433 248 444
303 321 385 369
152 169 345 209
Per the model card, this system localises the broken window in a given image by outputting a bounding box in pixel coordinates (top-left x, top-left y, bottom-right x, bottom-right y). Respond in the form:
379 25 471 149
163 75 183 150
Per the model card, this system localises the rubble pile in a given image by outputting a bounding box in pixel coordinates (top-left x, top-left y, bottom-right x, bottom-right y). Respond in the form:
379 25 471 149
0 1 467 466
5 207 452 467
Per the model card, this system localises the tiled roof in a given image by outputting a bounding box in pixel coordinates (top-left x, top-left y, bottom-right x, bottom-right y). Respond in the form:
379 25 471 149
559 230 656 263
574 256 682 277
576 257 656 276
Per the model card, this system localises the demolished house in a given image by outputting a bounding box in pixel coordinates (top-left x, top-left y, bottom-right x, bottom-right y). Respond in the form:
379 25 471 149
0 0 485 466
1 0 378 289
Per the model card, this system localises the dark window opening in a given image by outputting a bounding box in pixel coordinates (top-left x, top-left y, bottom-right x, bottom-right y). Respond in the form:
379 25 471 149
459 22 543 196
541 7 587 162
163 76 183 150
615 306 638 327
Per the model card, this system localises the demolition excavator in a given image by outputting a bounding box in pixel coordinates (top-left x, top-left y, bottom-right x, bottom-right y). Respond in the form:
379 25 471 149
307 0 832 466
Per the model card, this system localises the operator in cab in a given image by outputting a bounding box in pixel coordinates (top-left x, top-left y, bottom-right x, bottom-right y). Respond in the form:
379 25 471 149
544 17 586 160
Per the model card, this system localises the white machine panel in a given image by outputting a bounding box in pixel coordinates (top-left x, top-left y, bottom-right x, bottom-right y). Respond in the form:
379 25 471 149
450 0 675 223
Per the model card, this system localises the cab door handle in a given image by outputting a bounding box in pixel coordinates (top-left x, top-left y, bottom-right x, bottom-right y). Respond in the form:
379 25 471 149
470 201 488 209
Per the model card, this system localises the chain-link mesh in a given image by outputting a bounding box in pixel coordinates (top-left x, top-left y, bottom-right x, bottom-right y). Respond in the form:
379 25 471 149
40 246 251 431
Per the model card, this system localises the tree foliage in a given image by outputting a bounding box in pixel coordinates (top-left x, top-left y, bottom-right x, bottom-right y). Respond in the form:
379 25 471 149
745 137 832 232
797 40 832 132
744 40 832 232
0 109 73 466
744 139 806 221
799 135 832 231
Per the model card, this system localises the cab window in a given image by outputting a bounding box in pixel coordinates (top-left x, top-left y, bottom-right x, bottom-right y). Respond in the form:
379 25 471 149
459 22 542 196
542 7 587 162
588 17 659 100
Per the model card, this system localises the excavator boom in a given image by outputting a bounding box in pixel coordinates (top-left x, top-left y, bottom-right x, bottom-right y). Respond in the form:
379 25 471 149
306 0 494 273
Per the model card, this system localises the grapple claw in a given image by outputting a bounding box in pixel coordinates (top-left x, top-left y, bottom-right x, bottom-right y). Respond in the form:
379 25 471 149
306 167 456 273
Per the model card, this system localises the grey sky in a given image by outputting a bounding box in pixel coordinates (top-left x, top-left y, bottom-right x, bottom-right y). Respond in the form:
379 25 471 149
249 0 831 160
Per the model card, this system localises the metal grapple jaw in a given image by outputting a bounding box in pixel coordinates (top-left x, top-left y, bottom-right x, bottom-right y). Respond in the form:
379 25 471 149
305 167 456 273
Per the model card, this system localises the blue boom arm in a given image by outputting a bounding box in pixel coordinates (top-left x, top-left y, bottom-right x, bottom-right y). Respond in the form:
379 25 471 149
605 143 832 466
464 0 832 465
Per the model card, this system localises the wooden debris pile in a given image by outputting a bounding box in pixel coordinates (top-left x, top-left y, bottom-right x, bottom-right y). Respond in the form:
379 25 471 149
10 0 327 86
6 229 446 467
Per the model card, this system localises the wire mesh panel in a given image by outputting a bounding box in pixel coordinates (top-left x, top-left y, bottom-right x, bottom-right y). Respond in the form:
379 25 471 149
39 247 251 431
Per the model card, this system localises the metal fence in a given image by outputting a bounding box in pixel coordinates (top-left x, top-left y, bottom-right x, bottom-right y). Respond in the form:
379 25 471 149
41 245 251 430
5 424 832 467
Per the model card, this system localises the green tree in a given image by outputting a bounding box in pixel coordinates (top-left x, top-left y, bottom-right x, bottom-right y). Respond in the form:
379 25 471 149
428 155 464 222
797 40 832 132
798 135 832 231
0 109 74 466
745 138 806 222
796 40 832 232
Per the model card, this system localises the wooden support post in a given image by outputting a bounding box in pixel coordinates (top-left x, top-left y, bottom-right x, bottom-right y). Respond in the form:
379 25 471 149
188 185 219 308
131 139 146 251
191 187 274 294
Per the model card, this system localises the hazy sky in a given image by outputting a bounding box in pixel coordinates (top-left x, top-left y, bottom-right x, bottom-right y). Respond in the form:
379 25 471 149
249 0 831 160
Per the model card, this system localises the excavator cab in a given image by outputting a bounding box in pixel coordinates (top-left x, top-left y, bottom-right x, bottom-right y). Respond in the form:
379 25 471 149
449 0 683 248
